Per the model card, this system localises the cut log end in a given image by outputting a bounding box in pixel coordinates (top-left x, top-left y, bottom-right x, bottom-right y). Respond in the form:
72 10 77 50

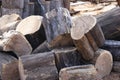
94 49 113 79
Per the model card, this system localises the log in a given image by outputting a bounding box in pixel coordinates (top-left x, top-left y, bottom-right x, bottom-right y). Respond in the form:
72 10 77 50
97 7 120 40
117 0 120 6
53 47 83 72
16 15 46 50
43 7 73 48
21 51 58 80
0 30 32 56
32 41 51 54
59 65 98 80
90 49 113 79
101 40 120 61
71 16 96 60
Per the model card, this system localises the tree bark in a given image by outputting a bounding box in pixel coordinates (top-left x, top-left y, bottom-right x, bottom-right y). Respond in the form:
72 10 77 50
59 65 98 80
101 40 120 61
21 51 58 80
53 47 83 72
97 7 120 40
43 7 73 48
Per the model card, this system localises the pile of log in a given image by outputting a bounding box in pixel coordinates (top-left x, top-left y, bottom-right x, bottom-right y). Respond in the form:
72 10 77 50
0 0 120 80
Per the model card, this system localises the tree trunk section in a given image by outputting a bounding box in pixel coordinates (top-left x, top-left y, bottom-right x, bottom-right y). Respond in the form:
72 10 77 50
53 47 83 72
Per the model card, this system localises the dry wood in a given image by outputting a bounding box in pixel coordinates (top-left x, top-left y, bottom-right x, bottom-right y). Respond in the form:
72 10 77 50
90 49 113 79
59 65 98 80
53 47 82 72
43 7 73 48
16 15 45 49
21 51 58 80
101 40 120 61
97 7 120 40
0 30 32 56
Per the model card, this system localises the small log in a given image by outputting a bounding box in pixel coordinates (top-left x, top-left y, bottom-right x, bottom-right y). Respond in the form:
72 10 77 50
43 7 73 48
0 30 32 56
59 65 98 80
71 16 96 60
90 49 113 79
21 51 58 80
101 40 120 61
53 47 83 72
90 24 105 47
16 15 46 50
32 41 51 54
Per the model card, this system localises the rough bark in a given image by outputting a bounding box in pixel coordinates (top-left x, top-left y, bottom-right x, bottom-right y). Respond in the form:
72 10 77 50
59 65 98 80
97 7 120 40
53 47 83 72
112 61 120 72
21 51 58 80
43 7 73 48
32 41 51 54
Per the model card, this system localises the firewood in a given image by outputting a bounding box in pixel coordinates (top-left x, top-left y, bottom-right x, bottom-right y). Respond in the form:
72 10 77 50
53 47 83 72
71 16 96 60
90 49 113 79
32 41 51 54
97 7 120 40
21 51 58 80
0 30 32 56
101 40 120 61
59 65 98 80
16 15 46 50
43 7 73 48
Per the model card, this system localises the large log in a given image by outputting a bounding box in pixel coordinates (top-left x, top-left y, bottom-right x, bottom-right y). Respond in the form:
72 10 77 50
21 51 58 80
16 15 46 50
0 30 32 56
97 7 120 40
43 7 73 48
101 40 120 61
71 15 100 60
90 49 113 79
53 47 83 72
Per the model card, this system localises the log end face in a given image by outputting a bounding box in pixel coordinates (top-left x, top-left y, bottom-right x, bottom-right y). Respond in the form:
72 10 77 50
95 49 113 79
